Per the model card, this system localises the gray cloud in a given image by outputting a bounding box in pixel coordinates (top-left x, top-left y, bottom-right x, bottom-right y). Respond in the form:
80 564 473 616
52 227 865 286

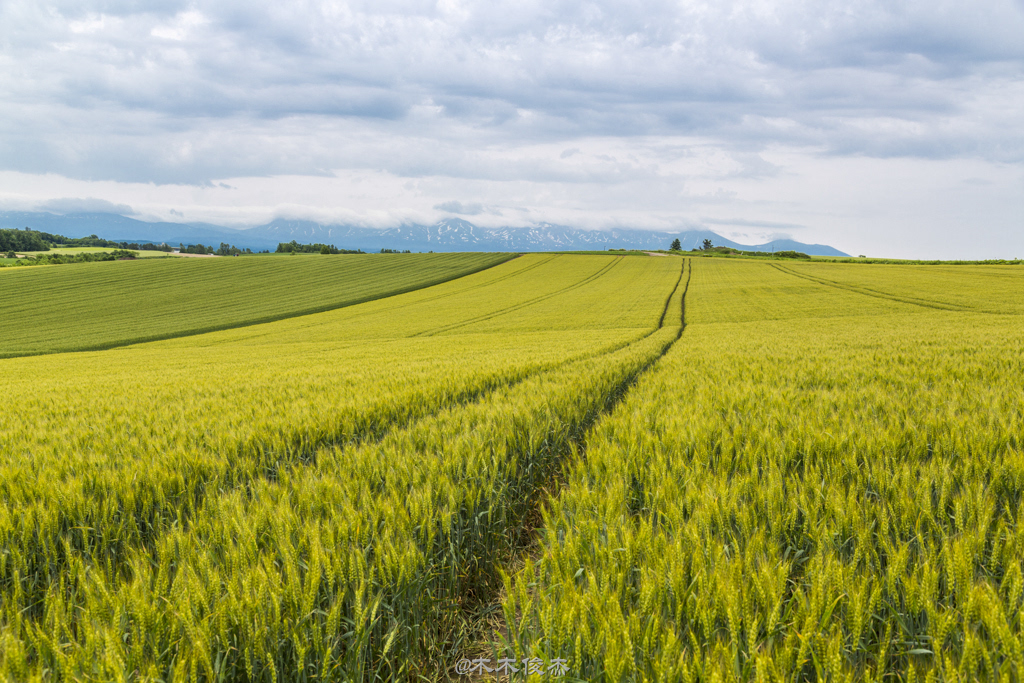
0 0 1021 184
434 200 485 216
701 217 806 231
38 197 135 214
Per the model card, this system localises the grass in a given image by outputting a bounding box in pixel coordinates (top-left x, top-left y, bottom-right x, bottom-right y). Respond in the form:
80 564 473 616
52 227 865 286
0 252 514 357
165 254 682 348
15 246 173 258
776 260 1024 313
685 255 912 323
684 249 1023 265
546 249 656 256
814 255 1023 264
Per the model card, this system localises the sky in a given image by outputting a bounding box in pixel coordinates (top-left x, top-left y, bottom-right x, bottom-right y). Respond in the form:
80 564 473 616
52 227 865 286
1 1 1022 258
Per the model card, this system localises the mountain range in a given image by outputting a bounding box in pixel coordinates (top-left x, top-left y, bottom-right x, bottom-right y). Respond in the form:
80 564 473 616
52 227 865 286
0 211 849 256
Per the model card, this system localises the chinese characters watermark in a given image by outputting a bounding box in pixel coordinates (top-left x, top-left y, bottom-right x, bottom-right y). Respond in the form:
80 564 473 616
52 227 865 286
453 656 570 678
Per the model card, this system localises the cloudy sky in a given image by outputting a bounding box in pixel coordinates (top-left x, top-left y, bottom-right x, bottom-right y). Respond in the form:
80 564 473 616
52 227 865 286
1 0 1022 258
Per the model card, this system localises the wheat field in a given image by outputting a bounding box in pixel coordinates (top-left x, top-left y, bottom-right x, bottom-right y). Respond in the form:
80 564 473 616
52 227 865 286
2 254 1022 682
507 258 1024 682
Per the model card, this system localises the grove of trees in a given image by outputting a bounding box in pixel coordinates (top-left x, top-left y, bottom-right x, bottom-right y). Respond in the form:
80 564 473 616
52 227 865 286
0 228 49 252
0 227 175 252
276 240 364 254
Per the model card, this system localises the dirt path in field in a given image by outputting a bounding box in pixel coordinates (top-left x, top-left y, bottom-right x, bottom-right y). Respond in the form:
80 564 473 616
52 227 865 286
644 251 667 256
451 259 691 681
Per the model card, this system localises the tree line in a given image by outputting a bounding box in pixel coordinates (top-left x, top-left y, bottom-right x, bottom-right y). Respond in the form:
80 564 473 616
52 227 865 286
0 228 50 252
3 250 140 268
276 240 364 254
668 237 809 259
180 243 257 256
1 227 175 253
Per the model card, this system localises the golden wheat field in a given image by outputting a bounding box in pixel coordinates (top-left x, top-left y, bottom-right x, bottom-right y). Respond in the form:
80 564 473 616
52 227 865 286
1 253 1022 682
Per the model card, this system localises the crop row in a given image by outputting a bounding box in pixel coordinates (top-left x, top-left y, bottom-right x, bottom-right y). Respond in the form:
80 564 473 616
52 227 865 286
0 257 678 586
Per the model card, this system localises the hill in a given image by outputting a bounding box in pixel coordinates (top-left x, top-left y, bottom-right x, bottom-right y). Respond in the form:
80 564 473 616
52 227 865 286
0 252 511 357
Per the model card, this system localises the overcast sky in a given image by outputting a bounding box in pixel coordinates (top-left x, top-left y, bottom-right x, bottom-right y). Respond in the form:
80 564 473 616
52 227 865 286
1 0 1021 258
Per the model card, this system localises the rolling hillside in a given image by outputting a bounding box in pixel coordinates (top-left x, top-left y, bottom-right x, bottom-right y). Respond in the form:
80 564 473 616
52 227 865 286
3 255 1023 681
0 252 513 357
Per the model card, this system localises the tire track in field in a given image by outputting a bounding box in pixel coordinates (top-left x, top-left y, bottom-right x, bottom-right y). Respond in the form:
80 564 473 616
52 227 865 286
6 257 692 680
769 263 972 312
247 257 682 488
8 258 682 620
7 334 637 629
657 257 686 330
451 259 690 677
413 256 624 337
190 258 686 540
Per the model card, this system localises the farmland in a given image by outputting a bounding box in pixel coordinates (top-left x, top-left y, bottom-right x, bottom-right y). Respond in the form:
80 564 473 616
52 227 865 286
0 252 512 357
0 253 685 681
1 254 1023 681
772 261 1024 314
507 259 1024 681
13 247 172 258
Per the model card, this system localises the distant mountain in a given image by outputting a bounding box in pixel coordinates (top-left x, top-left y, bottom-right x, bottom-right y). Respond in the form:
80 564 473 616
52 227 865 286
0 211 251 248
0 211 849 256
240 217 849 255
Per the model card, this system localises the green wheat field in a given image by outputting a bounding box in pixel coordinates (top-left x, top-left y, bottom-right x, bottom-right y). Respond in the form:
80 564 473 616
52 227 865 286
1 253 1022 682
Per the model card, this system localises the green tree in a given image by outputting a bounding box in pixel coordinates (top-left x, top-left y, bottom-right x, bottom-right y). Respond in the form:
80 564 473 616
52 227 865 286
670 238 681 251
702 238 713 250
0 228 49 252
